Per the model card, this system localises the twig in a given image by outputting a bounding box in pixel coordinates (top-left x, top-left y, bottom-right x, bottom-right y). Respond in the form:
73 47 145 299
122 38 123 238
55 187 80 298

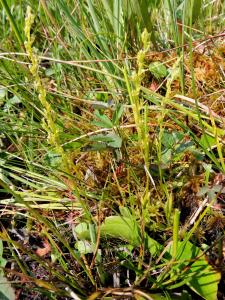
61 123 159 146
174 94 224 121
189 196 209 225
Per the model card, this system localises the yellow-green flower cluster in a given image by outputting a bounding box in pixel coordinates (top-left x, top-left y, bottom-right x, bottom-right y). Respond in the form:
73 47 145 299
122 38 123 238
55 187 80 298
24 6 69 172
130 29 150 169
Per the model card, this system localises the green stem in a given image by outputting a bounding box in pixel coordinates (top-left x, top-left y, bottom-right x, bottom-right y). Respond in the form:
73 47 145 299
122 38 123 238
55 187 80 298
172 209 180 259
0 0 24 47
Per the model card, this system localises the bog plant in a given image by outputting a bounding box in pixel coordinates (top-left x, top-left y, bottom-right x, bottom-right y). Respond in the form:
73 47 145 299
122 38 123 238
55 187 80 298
24 6 70 173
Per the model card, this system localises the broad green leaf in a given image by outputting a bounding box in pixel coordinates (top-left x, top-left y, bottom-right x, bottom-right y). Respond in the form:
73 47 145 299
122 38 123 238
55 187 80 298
44 151 62 167
74 216 161 257
149 61 168 80
188 257 220 300
63 141 82 150
95 93 108 102
149 290 192 300
90 134 116 143
190 149 205 161
197 186 211 197
145 234 163 257
197 185 225 198
161 149 172 165
0 274 16 300
101 216 162 256
75 241 94 254
90 133 122 148
175 141 194 154
161 131 184 148
92 110 113 128
100 216 141 245
199 134 216 149
82 142 108 152
119 206 133 218
74 222 89 240
106 133 122 148
167 241 221 300
45 68 55 76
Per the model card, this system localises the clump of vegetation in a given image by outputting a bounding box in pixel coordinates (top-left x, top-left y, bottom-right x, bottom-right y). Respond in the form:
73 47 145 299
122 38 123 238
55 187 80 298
0 0 225 299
